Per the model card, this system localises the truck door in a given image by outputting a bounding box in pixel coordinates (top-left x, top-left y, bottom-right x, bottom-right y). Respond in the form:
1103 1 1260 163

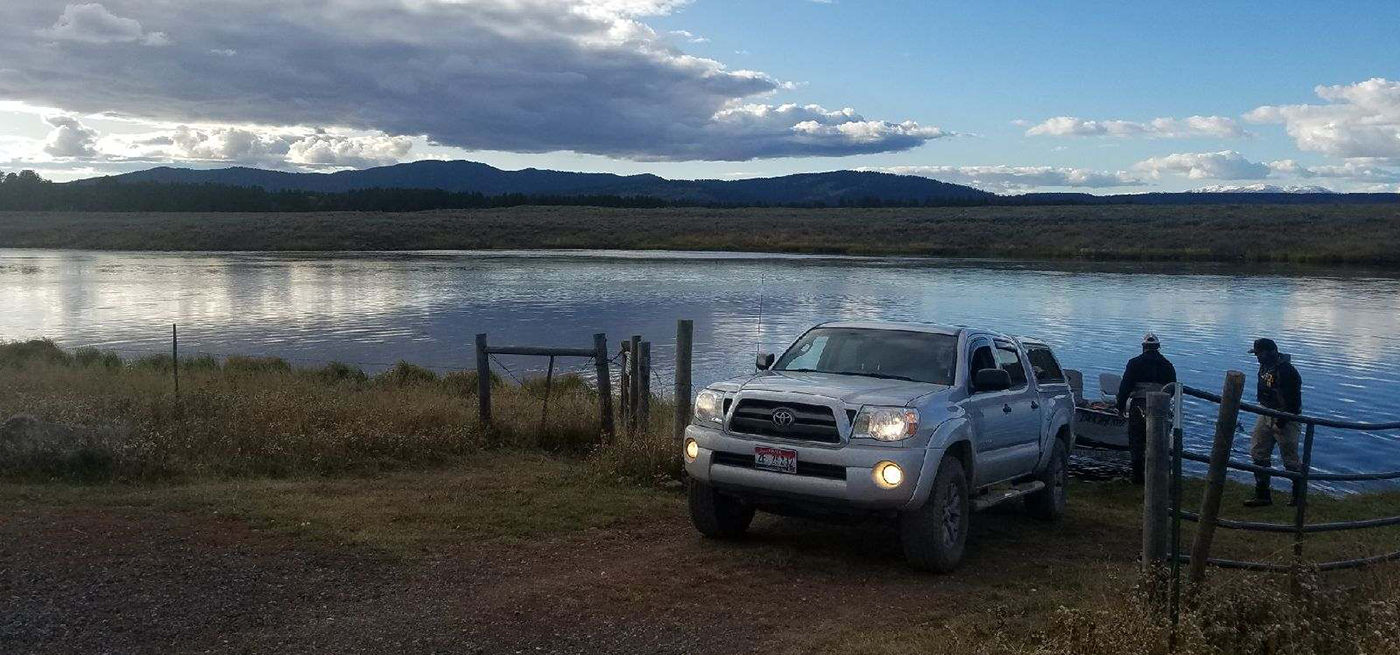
964 338 1023 485
992 339 1044 476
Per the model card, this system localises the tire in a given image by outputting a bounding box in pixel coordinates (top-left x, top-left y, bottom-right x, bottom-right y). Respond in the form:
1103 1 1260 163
688 479 755 539
900 455 970 573
1026 438 1068 521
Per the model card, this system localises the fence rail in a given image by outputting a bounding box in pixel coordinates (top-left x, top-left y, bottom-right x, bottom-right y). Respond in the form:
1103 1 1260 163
1141 372 1400 650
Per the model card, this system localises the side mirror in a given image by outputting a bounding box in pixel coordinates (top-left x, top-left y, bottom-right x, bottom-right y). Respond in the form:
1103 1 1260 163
756 352 775 371
973 368 1012 392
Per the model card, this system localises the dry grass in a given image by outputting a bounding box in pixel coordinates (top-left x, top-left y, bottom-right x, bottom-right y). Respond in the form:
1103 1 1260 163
4 204 1400 266
4 339 1400 653
0 339 677 482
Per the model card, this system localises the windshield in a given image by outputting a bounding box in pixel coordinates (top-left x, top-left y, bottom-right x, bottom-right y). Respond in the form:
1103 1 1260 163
773 327 957 386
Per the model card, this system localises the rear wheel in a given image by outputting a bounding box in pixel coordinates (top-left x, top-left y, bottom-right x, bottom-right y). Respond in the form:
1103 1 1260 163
688 479 755 538
1026 438 1068 521
900 455 969 573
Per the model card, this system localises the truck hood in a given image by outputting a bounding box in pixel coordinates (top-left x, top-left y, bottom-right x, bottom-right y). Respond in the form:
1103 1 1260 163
712 370 949 407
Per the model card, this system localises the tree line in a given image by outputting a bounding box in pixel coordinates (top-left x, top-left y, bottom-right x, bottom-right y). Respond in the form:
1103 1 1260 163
0 170 698 212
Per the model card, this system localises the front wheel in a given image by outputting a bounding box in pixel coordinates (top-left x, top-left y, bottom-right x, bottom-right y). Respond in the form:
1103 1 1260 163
1026 438 1068 521
688 479 755 539
900 455 969 573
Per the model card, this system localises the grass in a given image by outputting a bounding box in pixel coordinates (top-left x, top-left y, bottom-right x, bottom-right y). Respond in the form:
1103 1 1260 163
3 337 1398 653
3 204 1400 266
0 339 666 482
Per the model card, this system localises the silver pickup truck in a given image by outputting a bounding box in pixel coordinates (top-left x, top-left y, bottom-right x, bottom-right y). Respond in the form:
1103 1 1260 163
681 321 1076 572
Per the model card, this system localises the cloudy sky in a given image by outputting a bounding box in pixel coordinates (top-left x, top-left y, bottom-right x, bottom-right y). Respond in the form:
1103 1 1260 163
1 0 1398 193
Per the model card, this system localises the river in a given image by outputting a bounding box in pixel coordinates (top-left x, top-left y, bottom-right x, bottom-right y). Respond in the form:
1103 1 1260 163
3 248 1399 490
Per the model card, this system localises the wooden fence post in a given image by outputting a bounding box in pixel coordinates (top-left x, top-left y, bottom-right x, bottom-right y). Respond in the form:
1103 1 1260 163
171 323 179 400
1142 391 1172 577
619 340 631 431
475 333 491 428
593 333 614 442
1188 370 1246 587
1291 422 1317 595
674 320 693 442
629 334 641 430
639 341 651 427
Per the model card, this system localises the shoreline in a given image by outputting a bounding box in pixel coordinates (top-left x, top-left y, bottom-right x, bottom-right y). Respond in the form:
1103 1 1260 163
2 204 1400 268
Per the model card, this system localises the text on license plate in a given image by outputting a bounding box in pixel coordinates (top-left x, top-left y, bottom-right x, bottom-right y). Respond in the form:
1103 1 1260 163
754 446 798 474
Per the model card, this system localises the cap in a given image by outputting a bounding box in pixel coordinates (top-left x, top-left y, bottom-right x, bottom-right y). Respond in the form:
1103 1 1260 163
1142 332 1160 347
1248 338 1278 354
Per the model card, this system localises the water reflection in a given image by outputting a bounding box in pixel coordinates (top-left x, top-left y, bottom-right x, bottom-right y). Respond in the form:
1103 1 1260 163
3 248 1399 489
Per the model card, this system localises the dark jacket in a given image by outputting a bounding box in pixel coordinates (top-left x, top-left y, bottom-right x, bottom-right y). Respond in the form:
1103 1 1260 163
1258 355 1302 415
1116 349 1177 412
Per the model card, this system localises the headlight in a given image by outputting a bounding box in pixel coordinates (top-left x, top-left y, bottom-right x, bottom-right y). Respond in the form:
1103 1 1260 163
693 389 725 424
684 438 699 462
873 461 904 488
851 406 919 441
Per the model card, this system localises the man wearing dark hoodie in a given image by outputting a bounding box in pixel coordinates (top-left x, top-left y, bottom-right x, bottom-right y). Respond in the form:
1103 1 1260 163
1116 332 1177 485
1244 338 1305 508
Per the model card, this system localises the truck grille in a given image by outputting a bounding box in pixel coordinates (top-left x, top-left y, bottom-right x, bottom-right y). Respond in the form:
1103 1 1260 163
728 399 841 444
711 451 846 480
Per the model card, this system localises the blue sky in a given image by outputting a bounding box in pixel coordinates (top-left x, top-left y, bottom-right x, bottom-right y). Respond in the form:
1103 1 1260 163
1 0 1397 193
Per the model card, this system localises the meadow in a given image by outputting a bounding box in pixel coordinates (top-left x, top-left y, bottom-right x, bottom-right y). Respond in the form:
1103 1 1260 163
2 339 1399 653
3 203 1400 266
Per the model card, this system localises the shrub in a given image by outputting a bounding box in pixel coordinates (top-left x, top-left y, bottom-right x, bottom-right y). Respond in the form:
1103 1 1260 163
441 369 501 396
377 361 439 386
314 361 368 384
73 347 123 370
0 339 72 368
224 355 292 374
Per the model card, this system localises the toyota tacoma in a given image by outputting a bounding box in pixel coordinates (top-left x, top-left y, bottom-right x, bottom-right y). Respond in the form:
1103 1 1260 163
681 321 1076 572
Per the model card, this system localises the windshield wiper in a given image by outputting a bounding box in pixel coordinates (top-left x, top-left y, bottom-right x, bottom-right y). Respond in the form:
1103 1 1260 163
779 369 921 382
835 371 921 382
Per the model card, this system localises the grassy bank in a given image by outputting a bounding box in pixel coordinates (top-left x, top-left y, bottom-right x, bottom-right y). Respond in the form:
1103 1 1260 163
0 339 678 483
3 339 1399 653
3 204 1400 266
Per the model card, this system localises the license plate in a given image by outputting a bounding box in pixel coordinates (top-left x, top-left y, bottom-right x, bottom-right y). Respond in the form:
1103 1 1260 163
755 446 798 474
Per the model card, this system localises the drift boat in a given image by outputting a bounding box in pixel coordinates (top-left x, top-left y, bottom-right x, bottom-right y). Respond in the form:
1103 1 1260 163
1066 370 1129 450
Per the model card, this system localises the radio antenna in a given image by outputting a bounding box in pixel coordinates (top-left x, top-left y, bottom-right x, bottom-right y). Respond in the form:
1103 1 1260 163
755 269 765 358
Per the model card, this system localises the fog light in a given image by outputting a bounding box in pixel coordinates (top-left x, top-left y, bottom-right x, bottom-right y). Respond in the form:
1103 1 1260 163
684 438 699 462
873 461 903 489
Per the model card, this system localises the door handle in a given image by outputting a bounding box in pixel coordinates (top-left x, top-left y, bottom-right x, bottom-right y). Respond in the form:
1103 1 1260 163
1002 404 1012 414
1030 401 1040 410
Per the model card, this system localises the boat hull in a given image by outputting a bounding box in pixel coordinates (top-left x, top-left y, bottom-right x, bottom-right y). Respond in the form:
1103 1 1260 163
1074 405 1129 450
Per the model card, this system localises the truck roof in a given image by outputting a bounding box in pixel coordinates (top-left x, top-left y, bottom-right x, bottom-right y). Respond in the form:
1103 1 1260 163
816 320 964 337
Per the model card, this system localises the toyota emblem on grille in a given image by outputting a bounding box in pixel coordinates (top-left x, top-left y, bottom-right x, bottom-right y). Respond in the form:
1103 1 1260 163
771 408 796 429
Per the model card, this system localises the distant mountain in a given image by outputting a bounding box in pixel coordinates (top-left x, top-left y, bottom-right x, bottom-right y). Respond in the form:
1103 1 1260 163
71 160 1400 207
84 161 992 205
1189 184 1337 194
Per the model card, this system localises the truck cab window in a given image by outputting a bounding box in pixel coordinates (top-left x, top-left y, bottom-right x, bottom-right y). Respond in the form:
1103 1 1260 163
1026 347 1066 384
969 345 996 377
993 344 1028 389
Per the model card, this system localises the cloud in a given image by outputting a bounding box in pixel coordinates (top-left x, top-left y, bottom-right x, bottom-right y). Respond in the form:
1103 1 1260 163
1134 150 1400 187
0 0 947 162
37 3 169 46
43 115 100 158
875 165 1142 192
107 125 414 169
667 30 708 44
1268 159 1400 184
1246 78 1400 161
287 134 414 168
1026 115 1246 139
1133 150 1271 179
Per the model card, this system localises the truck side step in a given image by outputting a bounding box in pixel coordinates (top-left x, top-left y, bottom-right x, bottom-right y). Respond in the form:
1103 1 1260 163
971 481 1045 512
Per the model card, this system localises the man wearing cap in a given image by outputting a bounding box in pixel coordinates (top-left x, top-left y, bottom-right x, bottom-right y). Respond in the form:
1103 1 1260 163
1244 338 1305 508
1116 333 1177 485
